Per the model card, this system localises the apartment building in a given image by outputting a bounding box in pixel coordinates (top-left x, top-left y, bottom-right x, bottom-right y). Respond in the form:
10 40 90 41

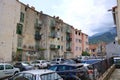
0 0 88 61
72 29 82 57
82 33 89 52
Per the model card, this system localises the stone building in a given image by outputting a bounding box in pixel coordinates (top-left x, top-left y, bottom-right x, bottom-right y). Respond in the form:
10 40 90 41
0 0 89 61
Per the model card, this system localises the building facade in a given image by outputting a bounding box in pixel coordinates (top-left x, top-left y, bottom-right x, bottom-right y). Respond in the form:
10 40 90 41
0 0 21 62
0 0 89 61
72 29 82 57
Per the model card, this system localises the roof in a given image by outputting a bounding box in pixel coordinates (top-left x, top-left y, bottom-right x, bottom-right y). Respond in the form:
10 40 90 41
21 69 55 75
52 63 83 67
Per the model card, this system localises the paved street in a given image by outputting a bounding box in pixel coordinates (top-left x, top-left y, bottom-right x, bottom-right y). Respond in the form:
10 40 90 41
108 69 120 80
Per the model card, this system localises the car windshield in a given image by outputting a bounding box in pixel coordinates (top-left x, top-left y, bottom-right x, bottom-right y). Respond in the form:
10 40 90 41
41 72 62 80
48 66 57 71
22 62 31 66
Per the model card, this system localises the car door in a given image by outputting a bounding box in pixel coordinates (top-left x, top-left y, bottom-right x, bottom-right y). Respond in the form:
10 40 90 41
0 64 6 79
5 64 14 77
57 65 67 77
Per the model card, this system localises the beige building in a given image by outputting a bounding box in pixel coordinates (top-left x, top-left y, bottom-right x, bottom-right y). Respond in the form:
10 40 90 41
0 0 88 61
0 0 21 62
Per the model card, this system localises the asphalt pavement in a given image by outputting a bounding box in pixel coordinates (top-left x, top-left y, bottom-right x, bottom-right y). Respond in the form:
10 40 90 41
108 69 120 80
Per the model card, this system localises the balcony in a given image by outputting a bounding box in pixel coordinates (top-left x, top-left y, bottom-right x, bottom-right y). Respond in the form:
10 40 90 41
34 33 41 40
50 20 56 29
66 37 72 41
34 23 41 30
66 47 71 51
49 32 57 38
50 44 58 50
66 29 71 33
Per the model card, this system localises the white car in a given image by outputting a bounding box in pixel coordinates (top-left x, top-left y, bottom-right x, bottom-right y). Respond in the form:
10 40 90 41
0 63 20 79
31 60 48 68
8 69 63 80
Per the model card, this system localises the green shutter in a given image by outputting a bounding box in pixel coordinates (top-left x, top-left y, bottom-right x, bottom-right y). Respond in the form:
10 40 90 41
20 12 24 22
16 23 23 35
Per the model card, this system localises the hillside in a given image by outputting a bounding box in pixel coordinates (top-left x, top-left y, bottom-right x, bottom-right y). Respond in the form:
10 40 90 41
89 27 117 44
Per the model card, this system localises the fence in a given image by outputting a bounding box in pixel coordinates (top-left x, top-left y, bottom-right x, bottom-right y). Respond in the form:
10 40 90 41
90 57 114 80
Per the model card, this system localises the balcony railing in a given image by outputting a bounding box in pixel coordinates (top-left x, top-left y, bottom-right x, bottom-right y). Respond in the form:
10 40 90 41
66 47 71 51
50 44 58 50
34 23 41 30
49 32 57 38
34 33 41 40
66 29 71 33
66 37 72 41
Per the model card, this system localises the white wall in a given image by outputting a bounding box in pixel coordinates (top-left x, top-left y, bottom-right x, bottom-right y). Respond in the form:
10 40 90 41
0 0 21 62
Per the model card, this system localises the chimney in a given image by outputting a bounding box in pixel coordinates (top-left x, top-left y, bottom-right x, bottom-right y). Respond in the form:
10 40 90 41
27 4 29 7
31 6 35 10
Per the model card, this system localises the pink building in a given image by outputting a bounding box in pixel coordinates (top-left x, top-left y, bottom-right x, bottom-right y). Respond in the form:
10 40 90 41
82 33 89 52
72 28 82 57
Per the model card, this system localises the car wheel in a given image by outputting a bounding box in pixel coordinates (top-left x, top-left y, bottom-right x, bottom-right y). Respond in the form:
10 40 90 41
14 71 19 75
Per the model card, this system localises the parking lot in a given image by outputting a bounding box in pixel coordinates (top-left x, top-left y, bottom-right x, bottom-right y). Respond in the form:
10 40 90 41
0 57 114 80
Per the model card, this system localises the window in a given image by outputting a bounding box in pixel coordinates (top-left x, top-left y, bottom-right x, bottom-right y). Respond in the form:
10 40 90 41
0 65 4 70
61 36 63 41
76 39 78 42
58 66 66 71
79 47 81 51
76 47 78 51
20 12 24 22
5 65 13 69
75 31 77 34
16 23 23 35
61 46 63 51
79 32 81 35
79 39 81 43
41 72 62 80
12 73 24 80
17 37 22 48
24 73 35 80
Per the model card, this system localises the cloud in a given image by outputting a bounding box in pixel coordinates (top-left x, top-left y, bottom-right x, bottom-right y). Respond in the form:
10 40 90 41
20 0 116 36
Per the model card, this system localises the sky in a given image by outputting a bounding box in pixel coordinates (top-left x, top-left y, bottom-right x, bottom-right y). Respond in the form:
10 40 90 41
20 0 116 36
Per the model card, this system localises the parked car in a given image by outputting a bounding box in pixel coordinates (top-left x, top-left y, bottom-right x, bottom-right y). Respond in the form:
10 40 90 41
63 59 76 64
52 58 65 64
8 69 63 80
31 60 48 69
114 57 120 68
14 61 34 71
82 63 99 80
81 59 102 64
0 63 20 79
48 64 90 80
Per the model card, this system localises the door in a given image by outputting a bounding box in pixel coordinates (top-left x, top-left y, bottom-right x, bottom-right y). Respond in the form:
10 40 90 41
0 64 5 78
4 64 14 77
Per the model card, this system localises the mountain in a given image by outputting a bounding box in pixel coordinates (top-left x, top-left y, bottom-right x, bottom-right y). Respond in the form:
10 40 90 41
89 27 117 44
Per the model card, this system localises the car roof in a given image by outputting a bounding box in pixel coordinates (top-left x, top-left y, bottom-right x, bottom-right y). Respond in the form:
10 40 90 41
52 63 83 67
0 63 11 65
21 69 55 75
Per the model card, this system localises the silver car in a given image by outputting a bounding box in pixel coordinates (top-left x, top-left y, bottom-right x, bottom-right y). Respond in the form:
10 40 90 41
0 63 20 79
8 69 63 80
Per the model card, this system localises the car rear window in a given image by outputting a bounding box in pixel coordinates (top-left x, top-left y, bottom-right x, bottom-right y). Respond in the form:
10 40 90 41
76 65 83 69
41 72 62 80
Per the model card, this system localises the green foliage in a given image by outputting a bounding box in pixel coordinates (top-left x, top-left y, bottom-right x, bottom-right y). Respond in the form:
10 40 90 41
82 51 90 56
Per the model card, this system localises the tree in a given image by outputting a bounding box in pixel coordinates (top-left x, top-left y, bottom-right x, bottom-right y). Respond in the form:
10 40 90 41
82 51 90 56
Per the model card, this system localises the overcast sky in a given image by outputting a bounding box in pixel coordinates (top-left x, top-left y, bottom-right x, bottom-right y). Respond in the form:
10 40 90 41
20 0 116 36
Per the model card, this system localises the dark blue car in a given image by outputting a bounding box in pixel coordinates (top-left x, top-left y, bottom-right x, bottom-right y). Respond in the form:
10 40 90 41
48 64 90 80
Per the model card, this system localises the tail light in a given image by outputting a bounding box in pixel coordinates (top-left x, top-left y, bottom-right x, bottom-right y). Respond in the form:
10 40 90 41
88 70 93 74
